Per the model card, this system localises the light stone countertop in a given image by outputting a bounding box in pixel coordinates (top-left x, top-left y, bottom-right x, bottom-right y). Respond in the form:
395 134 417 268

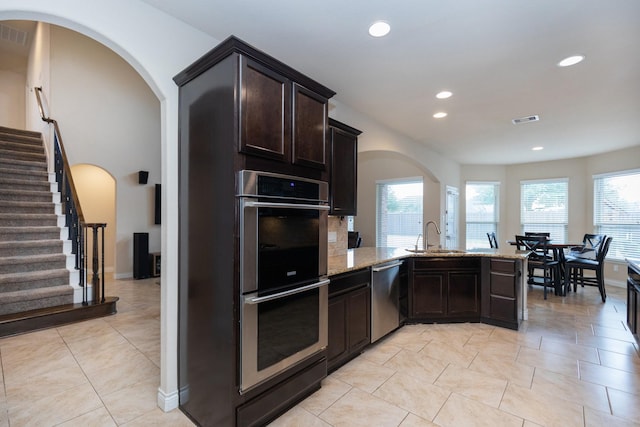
327 246 529 276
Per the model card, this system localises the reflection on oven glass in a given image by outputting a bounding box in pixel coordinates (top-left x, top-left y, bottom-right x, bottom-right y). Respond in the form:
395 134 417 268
257 289 319 371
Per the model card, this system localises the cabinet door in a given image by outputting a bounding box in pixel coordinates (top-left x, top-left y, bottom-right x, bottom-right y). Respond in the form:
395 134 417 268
448 271 480 316
239 57 290 162
292 83 328 169
347 286 371 351
328 295 348 368
411 271 447 318
329 123 358 216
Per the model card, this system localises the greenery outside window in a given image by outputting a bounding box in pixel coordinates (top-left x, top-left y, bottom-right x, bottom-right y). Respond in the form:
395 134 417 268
376 178 423 248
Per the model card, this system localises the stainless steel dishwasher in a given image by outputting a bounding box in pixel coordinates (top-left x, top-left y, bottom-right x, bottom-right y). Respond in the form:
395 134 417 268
371 260 404 342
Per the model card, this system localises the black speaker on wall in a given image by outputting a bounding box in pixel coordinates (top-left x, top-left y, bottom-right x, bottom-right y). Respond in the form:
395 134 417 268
154 184 161 225
138 171 149 185
133 232 150 279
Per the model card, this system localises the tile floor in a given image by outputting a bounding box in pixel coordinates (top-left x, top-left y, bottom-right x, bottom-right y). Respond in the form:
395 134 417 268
1 278 638 426
272 284 640 427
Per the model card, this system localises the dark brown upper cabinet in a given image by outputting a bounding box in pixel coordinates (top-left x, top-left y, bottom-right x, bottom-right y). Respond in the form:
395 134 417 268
328 119 362 216
238 55 330 171
174 35 335 180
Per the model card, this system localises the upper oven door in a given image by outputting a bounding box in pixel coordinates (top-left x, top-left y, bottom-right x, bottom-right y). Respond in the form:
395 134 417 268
240 198 329 294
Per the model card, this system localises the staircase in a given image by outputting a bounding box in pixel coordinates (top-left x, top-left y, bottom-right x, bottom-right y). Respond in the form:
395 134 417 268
0 126 75 316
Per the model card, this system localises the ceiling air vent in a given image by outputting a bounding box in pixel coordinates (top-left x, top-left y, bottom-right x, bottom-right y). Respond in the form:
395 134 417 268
512 115 540 125
0 23 28 46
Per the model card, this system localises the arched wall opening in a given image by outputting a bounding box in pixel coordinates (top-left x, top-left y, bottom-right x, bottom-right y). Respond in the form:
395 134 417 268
0 1 217 411
70 164 116 273
357 150 443 249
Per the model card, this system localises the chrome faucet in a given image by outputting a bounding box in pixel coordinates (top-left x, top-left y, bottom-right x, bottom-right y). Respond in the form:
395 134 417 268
424 220 441 250
414 234 422 251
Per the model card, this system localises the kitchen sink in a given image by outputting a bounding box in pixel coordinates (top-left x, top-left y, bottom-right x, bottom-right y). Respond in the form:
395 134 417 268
405 248 466 254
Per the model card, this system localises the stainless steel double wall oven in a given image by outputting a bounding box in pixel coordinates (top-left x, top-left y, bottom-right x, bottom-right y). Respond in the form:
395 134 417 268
237 170 329 393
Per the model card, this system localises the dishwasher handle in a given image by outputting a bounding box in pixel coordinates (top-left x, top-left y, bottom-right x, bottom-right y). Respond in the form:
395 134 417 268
372 261 404 272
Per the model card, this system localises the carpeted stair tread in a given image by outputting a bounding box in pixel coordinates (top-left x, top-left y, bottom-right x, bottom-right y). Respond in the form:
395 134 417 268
0 201 55 215
0 213 58 227
0 253 67 274
0 139 44 154
0 167 48 182
0 147 46 162
0 285 74 316
0 226 61 242
0 240 62 257
0 188 52 203
0 157 47 172
0 269 70 292
0 127 42 142
0 177 51 191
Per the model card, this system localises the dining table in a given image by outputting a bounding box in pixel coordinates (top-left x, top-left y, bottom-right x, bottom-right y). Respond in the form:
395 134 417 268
507 239 583 296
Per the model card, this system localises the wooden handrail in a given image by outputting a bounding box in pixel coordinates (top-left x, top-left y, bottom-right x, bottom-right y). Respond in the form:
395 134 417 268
34 87 85 222
33 86 108 304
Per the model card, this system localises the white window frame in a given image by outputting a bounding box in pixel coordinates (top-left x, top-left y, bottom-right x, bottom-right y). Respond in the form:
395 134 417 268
465 181 500 249
520 178 568 242
593 169 640 262
376 177 423 248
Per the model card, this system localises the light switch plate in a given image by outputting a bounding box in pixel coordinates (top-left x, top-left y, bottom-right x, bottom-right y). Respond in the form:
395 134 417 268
328 231 337 243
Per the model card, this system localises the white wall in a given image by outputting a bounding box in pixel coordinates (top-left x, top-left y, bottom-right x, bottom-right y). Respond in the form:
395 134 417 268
49 25 161 277
0 70 25 129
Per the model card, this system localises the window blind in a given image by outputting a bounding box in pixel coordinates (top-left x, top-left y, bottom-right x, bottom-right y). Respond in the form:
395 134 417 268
465 182 499 249
594 170 640 261
520 179 568 242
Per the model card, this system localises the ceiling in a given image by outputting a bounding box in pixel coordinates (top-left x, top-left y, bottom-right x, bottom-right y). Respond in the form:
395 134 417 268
3 2 640 165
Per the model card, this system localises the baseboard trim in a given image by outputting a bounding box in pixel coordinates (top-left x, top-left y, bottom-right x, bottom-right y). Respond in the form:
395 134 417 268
157 387 179 412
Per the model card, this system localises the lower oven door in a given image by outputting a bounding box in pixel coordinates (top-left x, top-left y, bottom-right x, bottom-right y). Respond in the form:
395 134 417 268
240 279 329 394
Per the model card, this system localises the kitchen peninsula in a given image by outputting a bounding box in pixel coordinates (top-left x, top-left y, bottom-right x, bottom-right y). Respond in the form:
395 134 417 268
329 247 530 327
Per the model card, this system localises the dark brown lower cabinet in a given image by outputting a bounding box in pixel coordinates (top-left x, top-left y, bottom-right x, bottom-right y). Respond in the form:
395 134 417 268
409 258 480 322
627 261 640 342
328 268 371 372
481 257 522 330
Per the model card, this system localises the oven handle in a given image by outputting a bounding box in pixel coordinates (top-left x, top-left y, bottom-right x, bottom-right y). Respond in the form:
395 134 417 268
243 201 330 211
244 279 330 305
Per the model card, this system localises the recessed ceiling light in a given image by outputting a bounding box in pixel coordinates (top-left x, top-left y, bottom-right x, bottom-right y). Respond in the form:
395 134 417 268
436 91 452 99
433 112 448 119
368 21 390 37
532 146 544 151
557 55 585 67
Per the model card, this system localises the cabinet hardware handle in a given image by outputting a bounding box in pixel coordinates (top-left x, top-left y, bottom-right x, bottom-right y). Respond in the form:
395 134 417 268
372 261 404 272
244 279 330 304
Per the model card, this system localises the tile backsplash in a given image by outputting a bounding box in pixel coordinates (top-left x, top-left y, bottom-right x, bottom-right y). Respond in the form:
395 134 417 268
328 216 348 256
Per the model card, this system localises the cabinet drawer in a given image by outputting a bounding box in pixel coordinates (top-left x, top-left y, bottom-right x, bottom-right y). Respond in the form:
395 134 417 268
490 295 517 321
490 272 515 298
329 268 370 297
490 258 516 274
413 257 480 271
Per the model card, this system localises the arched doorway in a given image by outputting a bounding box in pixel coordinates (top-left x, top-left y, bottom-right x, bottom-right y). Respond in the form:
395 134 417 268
70 164 116 274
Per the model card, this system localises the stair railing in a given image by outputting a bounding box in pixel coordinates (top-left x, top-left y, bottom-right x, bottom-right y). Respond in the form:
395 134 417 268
34 87 106 304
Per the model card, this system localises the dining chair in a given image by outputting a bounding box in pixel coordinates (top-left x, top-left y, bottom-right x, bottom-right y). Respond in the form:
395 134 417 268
566 236 612 302
566 233 605 261
486 232 498 249
515 234 560 299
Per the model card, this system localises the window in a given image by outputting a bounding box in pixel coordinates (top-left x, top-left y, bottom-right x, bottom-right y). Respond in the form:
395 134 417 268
466 182 499 249
376 178 423 248
594 170 640 261
520 179 568 242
